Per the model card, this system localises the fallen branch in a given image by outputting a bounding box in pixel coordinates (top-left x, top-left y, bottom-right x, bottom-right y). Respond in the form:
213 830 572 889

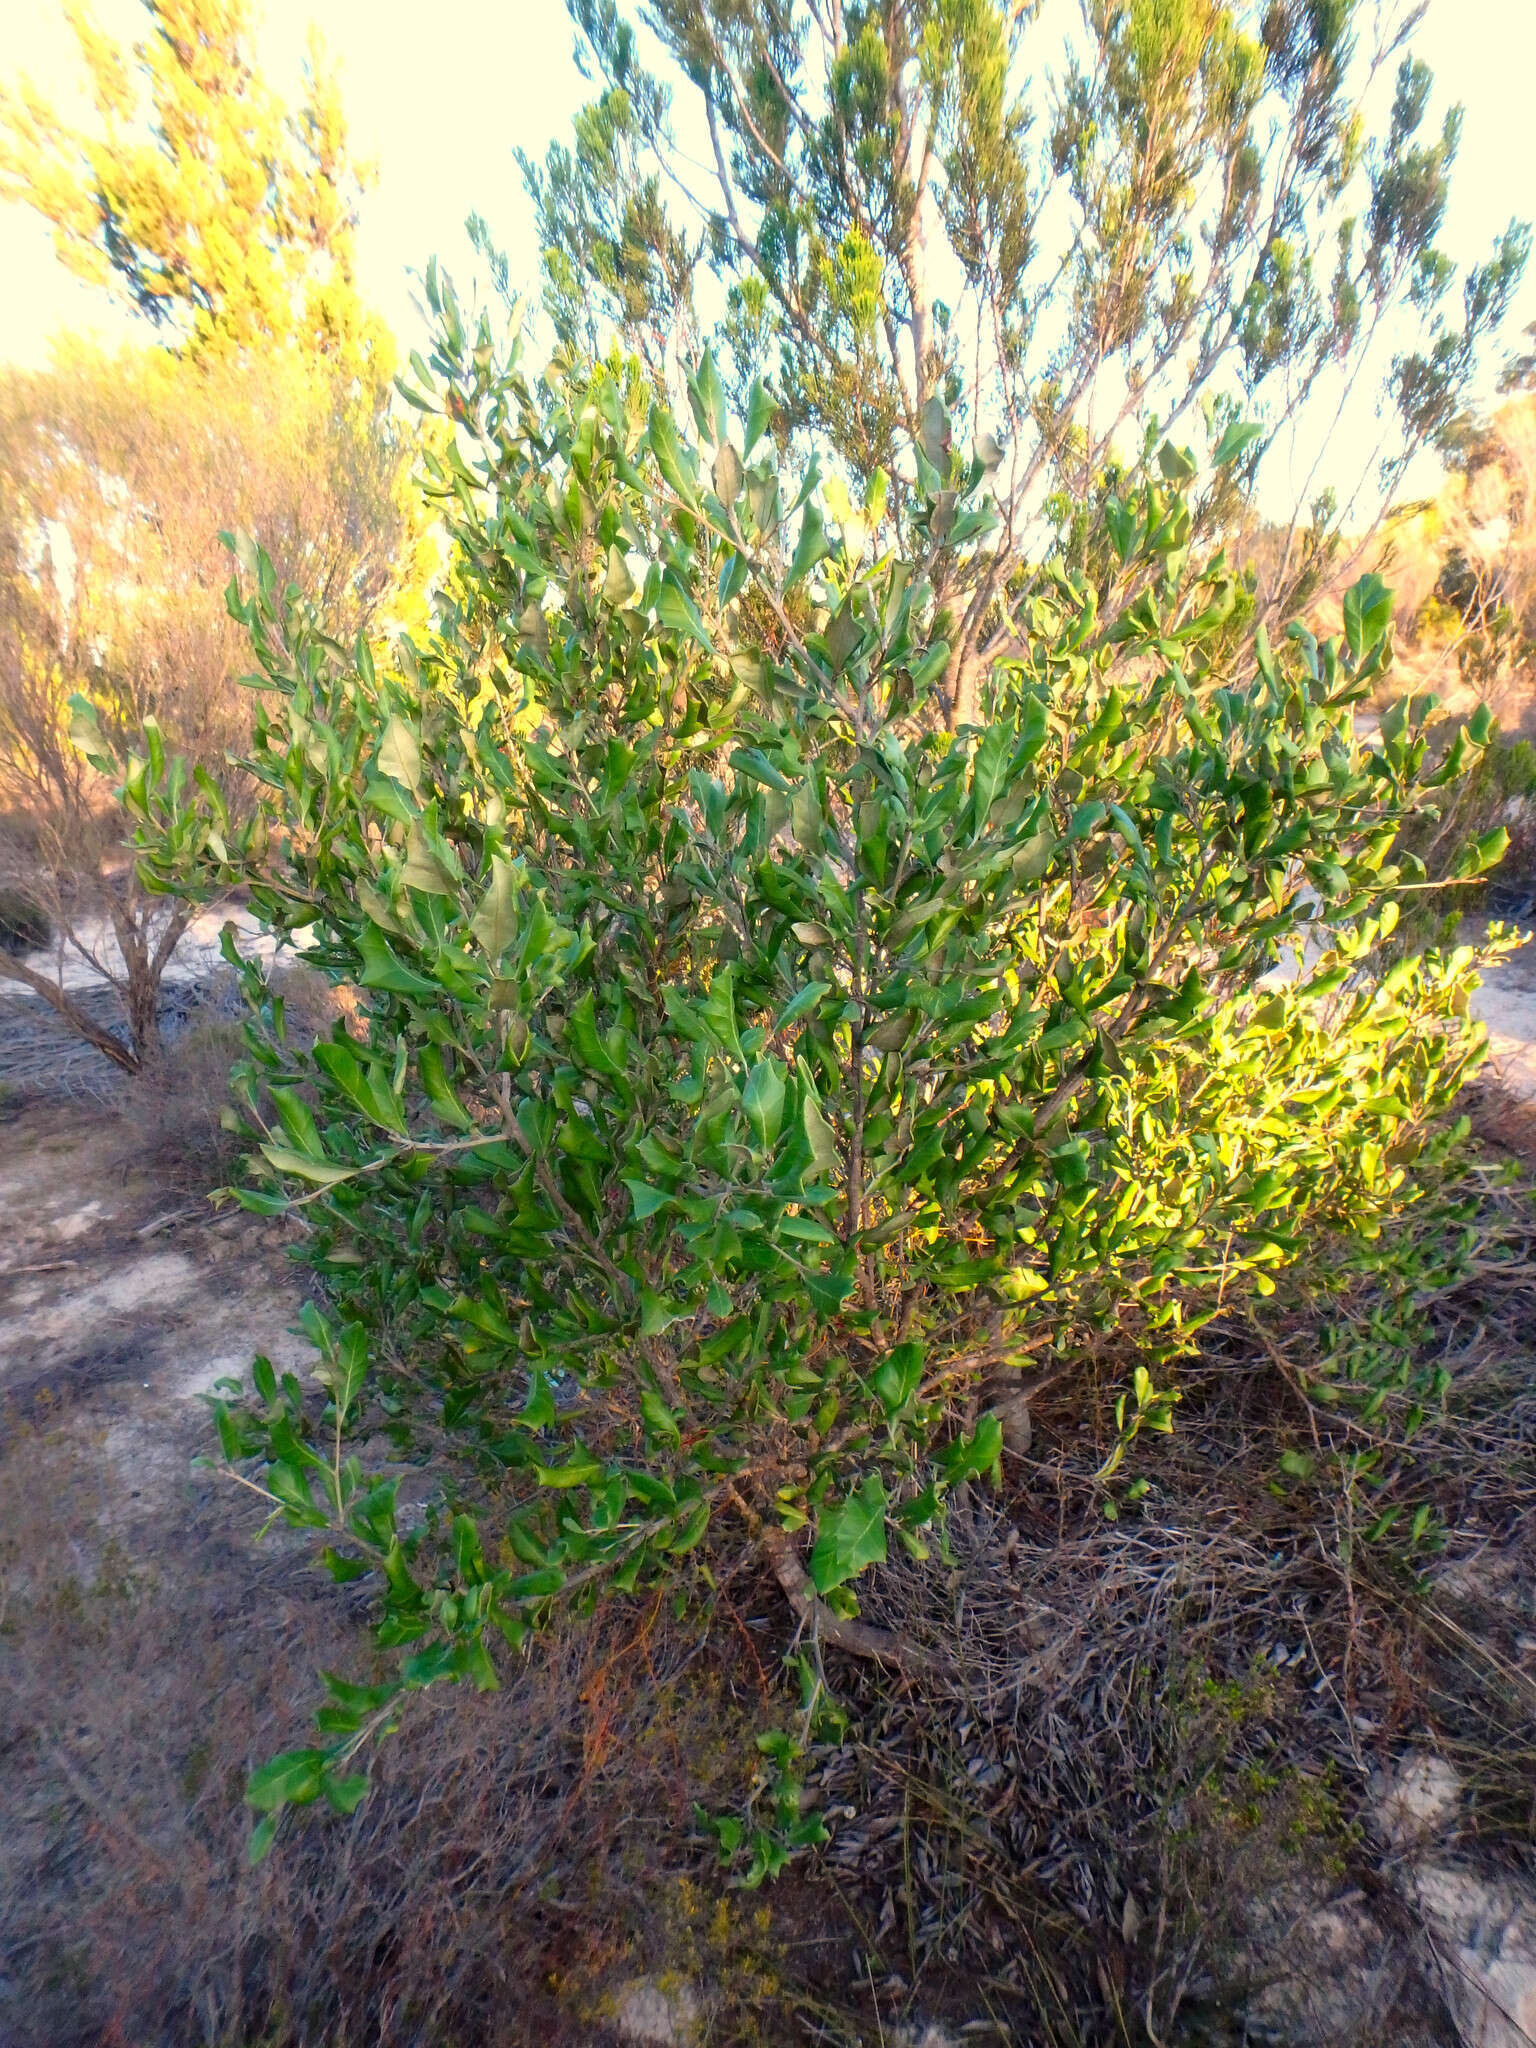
756 1520 942 1679
135 1205 204 1239
0 952 140 1072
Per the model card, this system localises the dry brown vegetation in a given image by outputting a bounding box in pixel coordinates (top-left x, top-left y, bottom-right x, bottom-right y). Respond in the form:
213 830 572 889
2 1078 1533 2048
0 341 422 1069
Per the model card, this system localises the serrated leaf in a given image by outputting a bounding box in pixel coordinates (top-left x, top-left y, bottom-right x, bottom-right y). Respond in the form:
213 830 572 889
942 1412 1004 1485
322 1770 372 1815
808 1473 888 1592
247 1749 325 1813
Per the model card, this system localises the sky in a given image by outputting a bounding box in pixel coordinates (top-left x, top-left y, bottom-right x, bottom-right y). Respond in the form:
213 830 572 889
1 0 1533 512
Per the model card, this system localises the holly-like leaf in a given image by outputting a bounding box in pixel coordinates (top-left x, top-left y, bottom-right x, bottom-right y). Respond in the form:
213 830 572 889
247 1748 326 1812
809 1473 888 1592
941 1412 1004 1486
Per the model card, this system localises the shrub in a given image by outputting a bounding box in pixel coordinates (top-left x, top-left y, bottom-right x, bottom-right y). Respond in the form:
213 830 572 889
112 962 341 1193
0 885 50 955
110 279 1509 1850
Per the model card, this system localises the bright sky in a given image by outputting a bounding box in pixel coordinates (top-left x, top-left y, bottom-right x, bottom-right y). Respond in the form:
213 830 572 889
2 0 1532 512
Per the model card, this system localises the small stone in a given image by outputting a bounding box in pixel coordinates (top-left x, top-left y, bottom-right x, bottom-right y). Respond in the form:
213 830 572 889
1239 1884 1396 2045
613 1975 700 2047
1370 1750 1462 1849
1410 1864 1536 2048
994 1390 1032 1455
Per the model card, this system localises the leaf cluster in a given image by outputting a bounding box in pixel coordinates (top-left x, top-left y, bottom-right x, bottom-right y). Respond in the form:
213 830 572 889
117 281 1504 1843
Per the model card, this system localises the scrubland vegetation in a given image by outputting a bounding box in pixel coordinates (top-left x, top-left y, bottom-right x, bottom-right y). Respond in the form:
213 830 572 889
2 2 1536 2044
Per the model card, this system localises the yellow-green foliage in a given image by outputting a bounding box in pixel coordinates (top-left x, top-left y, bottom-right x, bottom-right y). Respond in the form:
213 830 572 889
110 286 1508 1853
0 0 383 375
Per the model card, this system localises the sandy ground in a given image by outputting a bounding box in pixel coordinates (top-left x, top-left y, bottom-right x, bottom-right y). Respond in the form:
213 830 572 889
0 1105 313 1539
1470 923 1536 1113
1 905 304 996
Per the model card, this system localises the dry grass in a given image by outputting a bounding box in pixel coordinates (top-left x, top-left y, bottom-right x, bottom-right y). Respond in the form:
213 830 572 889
110 960 341 1192
0 1429 787 2048
0 1138 1532 2047
785 1174 1536 2046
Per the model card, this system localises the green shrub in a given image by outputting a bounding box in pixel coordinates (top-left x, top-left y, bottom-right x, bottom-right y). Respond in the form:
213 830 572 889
0 886 51 955
98 278 1507 1851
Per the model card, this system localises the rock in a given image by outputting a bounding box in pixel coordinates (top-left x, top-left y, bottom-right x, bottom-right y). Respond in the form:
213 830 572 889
1433 1546 1536 1627
1371 1751 1464 1849
612 1975 701 2047
993 1389 1032 1455
1410 1864 1536 2048
1239 1885 1399 2046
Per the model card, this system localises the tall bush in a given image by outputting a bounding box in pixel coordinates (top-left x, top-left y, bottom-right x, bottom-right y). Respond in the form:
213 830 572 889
0 341 424 1068
526 0 1530 717
112 279 1506 1848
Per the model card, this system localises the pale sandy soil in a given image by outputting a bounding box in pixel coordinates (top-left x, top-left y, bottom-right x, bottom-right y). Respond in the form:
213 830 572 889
0 1104 313 1541
1469 921 1536 1121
